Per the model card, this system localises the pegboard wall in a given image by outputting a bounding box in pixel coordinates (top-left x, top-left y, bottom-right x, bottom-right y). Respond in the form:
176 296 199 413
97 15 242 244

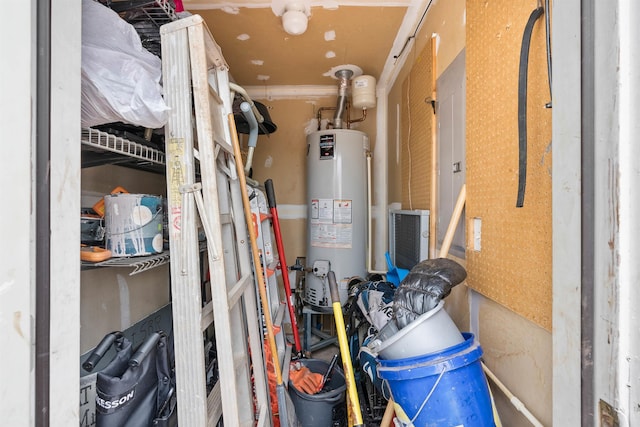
401 41 433 210
465 0 552 330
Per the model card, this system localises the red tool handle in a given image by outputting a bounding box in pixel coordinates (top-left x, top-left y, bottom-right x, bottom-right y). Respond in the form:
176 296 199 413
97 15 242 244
265 179 303 355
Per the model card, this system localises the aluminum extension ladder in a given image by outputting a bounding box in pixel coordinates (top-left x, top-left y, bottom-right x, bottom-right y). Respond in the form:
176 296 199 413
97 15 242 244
248 185 290 363
160 15 271 426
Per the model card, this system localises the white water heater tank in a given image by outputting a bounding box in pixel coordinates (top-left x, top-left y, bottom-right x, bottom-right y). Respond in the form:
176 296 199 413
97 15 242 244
351 75 377 109
305 129 370 309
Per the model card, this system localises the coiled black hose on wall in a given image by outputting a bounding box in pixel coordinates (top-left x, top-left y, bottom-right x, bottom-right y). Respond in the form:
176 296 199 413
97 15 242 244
516 6 545 208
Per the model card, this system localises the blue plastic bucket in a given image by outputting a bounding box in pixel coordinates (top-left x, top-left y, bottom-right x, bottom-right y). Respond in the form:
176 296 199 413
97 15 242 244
377 333 494 426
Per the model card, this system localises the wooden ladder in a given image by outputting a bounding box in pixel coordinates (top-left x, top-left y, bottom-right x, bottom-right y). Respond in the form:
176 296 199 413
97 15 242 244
160 15 271 427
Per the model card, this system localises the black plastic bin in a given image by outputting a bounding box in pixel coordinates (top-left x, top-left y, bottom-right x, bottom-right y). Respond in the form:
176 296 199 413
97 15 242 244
288 359 347 427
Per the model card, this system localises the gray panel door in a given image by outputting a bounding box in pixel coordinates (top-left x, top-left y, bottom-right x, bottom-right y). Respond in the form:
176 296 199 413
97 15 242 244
437 49 466 258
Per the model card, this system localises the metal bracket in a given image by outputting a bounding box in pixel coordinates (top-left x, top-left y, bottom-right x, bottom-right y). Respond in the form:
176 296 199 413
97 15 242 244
180 183 220 261
425 97 437 114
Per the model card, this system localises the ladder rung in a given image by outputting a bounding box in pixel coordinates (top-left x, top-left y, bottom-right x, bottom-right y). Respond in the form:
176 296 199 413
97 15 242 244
265 260 279 278
202 273 252 331
206 381 222 427
227 273 252 309
207 74 225 106
160 13 204 35
233 351 249 367
220 213 232 225
274 302 286 328
282 342 293 384
201 27 228 70
256 403 269 427
216 155 234 178
260 212 271 222
209 379 253 427
201 301 214 332
213 135 233 155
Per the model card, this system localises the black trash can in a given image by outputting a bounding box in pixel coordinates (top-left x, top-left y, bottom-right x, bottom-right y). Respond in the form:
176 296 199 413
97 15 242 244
288 359 346 427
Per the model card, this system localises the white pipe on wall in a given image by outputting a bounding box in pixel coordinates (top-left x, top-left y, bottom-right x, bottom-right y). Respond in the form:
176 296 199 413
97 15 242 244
482 363 545 427
374 84 390 271
366 152 387 275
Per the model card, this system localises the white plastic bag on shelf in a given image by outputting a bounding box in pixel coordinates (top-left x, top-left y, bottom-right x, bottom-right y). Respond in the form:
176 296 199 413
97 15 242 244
81 0 169 129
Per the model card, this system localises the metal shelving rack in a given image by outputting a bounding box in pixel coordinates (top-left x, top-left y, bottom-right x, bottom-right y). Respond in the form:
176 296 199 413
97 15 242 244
81 127 166 173
80 1 177 171
103 0 177 57
76 4 181 424
82 251 170 275
80 127 172 274
80 2 178 271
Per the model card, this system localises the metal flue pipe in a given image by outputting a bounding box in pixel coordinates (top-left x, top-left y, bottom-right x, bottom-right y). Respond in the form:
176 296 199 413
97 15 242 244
333 69 353 129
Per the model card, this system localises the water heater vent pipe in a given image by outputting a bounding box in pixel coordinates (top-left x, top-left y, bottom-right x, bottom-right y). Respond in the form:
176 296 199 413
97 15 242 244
333 69 353 129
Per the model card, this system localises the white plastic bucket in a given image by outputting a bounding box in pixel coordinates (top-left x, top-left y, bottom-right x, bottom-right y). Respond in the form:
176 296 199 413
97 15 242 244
368 301 464 360
105 194 163 257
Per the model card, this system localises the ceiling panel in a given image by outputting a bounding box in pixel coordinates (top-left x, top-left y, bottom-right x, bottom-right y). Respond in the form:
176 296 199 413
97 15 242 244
185 3 408 86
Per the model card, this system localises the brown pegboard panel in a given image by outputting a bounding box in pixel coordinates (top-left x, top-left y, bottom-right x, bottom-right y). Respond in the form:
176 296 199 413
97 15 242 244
466 0 552 330
401 42 433 210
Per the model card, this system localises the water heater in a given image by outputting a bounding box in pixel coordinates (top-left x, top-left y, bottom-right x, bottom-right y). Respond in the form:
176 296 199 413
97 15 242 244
305 129 370 309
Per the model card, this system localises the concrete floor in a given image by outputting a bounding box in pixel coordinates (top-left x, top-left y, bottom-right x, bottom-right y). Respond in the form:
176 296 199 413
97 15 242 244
309 340 340 362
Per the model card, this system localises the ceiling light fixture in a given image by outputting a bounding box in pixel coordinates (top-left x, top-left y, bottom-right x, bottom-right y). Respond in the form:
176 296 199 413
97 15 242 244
282 2 308 35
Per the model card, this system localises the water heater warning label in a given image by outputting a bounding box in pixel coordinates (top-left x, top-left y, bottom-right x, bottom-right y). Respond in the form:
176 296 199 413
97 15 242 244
310 198 353 248
311 199 333 220
333 200 352 224
310 221 353 248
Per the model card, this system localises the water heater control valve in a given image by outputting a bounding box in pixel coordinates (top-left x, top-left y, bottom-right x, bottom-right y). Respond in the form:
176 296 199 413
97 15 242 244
312 260 331 277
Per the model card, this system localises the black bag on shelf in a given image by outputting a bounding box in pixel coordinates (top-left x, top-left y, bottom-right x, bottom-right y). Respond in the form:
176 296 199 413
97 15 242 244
83 331 177 427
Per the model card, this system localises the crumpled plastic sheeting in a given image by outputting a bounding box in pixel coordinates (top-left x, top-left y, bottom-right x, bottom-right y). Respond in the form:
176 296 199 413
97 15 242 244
392 258 467 329
81 0 169 129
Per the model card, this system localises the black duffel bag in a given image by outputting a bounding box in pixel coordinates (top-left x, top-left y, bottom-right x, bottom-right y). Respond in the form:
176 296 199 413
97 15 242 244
83 331 177 427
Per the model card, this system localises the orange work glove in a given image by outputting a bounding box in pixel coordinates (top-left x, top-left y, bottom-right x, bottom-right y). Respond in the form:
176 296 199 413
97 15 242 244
289 365 324 395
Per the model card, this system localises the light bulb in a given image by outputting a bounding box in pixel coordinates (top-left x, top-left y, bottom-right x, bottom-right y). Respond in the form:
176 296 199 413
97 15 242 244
282 4 308 35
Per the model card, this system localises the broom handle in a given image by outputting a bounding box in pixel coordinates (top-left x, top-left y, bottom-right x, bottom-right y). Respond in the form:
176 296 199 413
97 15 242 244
328 271 364 427
381 399 395 426
439 184 466 258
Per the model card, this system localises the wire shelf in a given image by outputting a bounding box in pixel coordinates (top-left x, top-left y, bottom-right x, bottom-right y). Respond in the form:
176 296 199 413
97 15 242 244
83 251 170 275
81 128 166 173
82 242 206 275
